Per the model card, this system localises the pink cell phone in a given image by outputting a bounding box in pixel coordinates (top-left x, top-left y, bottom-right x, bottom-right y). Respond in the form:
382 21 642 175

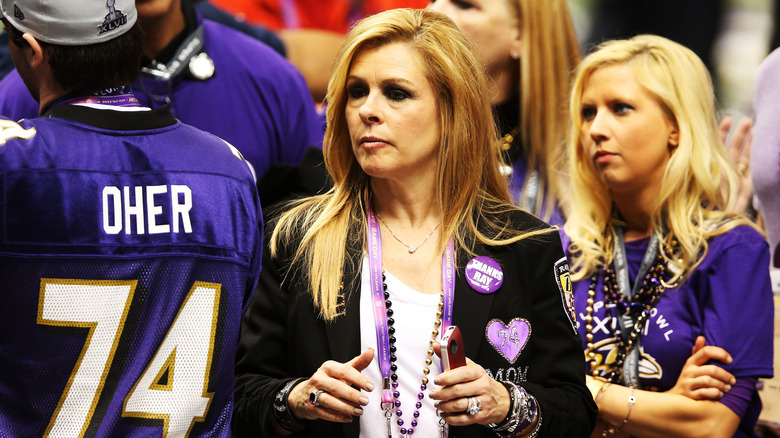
441 325 467 371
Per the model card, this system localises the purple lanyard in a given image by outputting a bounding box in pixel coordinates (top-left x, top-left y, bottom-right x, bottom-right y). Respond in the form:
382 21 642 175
366 207 455 405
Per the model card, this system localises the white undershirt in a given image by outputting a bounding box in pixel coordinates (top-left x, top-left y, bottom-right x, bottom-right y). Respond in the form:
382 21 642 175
359 256 447 438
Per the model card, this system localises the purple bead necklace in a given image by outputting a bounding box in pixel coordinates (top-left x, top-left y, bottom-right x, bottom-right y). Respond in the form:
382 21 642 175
367 207 455 437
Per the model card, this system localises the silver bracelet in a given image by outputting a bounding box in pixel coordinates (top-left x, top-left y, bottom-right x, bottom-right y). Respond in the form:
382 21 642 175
489 382 539 438
489 381 522 434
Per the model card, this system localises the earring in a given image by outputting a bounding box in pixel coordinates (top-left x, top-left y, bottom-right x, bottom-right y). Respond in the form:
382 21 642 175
510 51 520 60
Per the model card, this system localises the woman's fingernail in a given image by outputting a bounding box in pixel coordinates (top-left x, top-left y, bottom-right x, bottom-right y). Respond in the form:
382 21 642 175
433 377 442 385
359 396 369 406
354 407 364 415
730 377 736 385
725 385 732 392
365 382 375 391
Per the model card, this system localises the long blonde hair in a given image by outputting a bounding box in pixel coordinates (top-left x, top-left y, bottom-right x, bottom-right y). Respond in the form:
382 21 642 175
271 8 549 320
515 0 581 220
565 35 759 283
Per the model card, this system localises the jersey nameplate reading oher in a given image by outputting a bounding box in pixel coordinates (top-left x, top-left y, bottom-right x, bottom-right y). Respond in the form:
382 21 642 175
102 185 193 235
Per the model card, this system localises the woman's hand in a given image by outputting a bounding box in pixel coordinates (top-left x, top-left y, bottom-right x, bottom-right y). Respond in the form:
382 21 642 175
719 115 754 214
288 348 375 423
429 343 510 426
667 336 736 400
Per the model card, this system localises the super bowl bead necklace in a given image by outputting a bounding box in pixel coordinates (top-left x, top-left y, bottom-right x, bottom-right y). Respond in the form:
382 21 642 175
583 228 670 385
367 207 455 437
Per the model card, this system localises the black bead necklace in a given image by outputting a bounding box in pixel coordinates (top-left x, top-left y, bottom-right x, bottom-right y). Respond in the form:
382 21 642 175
584 252 668 384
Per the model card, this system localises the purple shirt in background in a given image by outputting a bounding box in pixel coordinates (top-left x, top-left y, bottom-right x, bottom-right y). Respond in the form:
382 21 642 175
509 156 565 228
0 15 323 179
753 47 780 268
569 226 773 438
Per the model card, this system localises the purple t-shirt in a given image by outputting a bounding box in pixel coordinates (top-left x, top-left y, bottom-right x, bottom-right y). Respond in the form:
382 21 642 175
571 225 773 437
0 15 323 179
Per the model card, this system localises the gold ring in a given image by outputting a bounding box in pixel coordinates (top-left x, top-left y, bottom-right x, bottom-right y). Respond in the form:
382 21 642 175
736 161 748 176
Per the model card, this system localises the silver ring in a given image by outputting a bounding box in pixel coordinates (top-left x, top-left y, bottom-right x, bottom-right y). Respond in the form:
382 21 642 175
467 396 482 415
309 389 326 407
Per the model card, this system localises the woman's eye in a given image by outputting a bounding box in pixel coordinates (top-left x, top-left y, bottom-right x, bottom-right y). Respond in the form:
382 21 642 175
347 85 368 99
581 106 596 121
453 0 475 10
613 102 633 114
386 88 410 102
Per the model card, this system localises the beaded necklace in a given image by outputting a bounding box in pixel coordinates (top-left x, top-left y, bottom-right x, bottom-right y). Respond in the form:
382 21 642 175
367 207 455 438
584 244 669 384
381 270 445 437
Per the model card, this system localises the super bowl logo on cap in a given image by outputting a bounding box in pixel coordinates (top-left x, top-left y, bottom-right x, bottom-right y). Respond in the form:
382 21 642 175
554 257 577 334
98 0 128 35
465 256 503 294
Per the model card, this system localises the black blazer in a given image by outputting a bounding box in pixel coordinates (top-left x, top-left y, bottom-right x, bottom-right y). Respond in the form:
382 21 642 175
233 210 597 437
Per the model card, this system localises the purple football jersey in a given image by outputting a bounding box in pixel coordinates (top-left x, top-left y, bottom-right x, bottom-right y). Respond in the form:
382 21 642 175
0 106 261 437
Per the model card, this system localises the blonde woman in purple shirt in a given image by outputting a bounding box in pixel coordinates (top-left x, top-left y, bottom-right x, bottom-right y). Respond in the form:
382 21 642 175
565 35 773 438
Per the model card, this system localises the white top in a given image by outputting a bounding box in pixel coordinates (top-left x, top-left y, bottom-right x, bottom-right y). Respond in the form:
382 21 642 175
359 256 447 438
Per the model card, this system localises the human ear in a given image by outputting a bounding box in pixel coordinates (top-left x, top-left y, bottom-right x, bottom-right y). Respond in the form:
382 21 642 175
22 33 45 68
668 129 679 148
509 32 521 60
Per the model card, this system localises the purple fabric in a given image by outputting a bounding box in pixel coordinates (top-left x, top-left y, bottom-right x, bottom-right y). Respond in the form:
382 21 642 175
508 156 565 227
752 47 780 267
0 16 324 179
724 377 764 438
570 226 774 437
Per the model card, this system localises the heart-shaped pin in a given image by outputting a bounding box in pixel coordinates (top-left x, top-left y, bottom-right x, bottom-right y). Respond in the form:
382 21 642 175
485 318 531 364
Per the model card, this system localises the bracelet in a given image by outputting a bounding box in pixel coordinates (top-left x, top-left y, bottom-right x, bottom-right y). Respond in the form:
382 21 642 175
488 382 539 438
601 387 636 437
272 377 307 433
616 388 636 432
595 382 612 404
489 381 521 433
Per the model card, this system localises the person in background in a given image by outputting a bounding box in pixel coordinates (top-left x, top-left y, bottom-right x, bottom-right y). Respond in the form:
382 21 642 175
194 0 286 55
428 0 579 225
0 0 322 180
0 0 262 435
233 8 596 437
565 34 773 437
752 47 780 270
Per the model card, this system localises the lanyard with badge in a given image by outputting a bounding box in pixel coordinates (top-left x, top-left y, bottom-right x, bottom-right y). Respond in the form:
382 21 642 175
137 24 214 116
611 226 662 387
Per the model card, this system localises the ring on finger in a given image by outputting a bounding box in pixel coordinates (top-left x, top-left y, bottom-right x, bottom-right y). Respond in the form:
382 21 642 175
309 389 326 407
736 161 748 176
467 396 482 415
